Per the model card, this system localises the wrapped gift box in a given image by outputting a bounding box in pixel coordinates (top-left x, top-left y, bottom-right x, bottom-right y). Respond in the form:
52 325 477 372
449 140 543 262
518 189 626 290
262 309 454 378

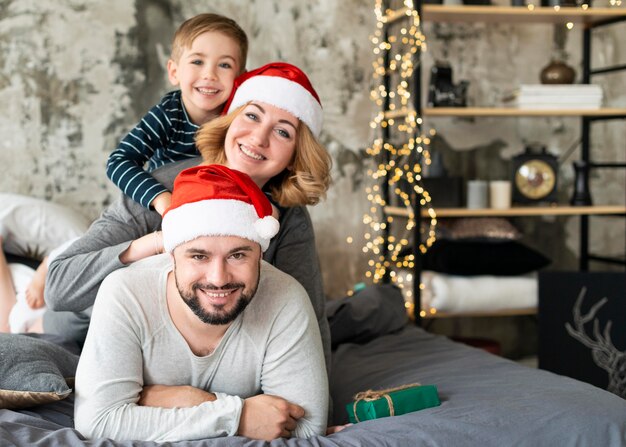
346 384 440 423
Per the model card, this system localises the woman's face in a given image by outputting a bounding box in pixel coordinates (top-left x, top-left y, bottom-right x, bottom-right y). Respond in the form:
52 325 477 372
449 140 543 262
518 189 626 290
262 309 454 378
224 102 298 187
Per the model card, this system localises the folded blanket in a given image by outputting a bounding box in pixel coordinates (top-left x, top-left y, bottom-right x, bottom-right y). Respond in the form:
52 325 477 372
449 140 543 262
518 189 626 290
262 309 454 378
400 270 537 313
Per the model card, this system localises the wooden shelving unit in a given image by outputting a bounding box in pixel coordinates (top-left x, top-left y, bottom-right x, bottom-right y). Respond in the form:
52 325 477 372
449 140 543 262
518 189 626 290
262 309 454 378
424 107 626 117
372 0 626 324
422 5 626 25
385 107 626 118
377 3 626 323
385 205 626 218
422 307 538 320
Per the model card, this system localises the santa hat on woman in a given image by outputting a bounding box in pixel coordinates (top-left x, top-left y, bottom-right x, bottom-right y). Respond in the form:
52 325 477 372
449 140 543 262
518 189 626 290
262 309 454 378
162 165 279 252
222 62 323 138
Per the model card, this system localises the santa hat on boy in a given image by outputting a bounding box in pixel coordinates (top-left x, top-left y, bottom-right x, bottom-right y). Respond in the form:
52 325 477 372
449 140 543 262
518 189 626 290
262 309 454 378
222 62 323 138
162 165 279 253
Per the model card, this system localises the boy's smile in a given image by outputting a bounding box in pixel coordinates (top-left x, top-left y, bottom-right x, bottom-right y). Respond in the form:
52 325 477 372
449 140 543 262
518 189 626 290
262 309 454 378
167 31 243 125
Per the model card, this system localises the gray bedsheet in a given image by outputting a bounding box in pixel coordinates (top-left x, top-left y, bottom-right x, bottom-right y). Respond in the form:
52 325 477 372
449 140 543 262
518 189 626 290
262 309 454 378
2 325 625 446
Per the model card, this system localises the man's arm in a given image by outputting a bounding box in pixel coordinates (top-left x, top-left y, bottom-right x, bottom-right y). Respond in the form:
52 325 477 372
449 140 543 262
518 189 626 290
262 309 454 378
139 385 308 441
74 271 244 442
45 159 198 312
138 384 216 407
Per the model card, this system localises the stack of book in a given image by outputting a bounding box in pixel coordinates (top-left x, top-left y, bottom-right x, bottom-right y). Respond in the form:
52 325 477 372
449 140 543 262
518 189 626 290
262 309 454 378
514 84 603 110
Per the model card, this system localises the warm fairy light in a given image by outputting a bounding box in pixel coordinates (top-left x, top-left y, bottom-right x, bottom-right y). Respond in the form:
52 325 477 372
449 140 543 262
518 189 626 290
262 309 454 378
357 0 437 296
566 22 574 30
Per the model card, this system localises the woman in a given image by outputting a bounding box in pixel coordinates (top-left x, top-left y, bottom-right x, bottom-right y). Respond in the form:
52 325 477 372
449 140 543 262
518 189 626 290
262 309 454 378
45 62 333 370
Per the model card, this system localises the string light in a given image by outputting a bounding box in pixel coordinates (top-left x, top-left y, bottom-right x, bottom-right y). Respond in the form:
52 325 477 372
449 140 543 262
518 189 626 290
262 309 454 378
353 0 437 299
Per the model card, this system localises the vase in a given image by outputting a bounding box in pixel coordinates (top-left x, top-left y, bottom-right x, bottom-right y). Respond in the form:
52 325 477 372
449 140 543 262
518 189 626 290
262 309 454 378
540 59 576 84
570 161 592 206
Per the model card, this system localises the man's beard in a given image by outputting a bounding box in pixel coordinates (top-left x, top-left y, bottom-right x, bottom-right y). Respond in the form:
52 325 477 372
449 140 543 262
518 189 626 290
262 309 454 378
174 265 260 326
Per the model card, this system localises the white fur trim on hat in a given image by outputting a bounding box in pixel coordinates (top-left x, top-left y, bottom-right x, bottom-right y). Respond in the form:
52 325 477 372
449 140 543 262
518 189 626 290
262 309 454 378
162 199 279 252
227 76 323 137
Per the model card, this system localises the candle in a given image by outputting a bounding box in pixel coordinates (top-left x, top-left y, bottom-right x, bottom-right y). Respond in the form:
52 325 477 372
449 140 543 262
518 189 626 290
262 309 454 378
489 180 512 209
467 180 488 209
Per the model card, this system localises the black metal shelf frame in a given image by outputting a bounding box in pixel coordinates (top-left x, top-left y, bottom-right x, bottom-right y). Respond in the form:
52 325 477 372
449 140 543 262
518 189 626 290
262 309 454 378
580 16 626 271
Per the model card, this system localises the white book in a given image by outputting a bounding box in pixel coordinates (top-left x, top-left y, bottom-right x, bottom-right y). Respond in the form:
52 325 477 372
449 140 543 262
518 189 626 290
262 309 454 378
518 96 602 104
515 103 601 110
519 84 603 96
518 96 602 103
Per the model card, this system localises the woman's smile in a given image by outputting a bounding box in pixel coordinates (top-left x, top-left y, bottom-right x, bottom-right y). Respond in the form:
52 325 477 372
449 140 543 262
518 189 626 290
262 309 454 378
238 143 265 161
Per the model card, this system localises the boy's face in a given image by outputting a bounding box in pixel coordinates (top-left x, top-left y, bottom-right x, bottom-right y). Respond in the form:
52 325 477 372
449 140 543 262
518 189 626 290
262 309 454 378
167 31 243 125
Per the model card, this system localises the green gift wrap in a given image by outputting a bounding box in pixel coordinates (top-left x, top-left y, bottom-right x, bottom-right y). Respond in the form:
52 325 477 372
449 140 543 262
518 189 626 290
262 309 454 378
346 384 440 423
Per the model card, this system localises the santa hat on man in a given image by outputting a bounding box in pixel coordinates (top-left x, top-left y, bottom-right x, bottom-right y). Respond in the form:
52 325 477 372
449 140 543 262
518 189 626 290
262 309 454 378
222 62 323 138
162 165 279 253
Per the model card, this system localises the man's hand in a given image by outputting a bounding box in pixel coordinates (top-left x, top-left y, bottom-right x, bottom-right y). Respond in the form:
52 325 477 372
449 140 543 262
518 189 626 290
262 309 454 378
238 394 305 440
138 385 216 408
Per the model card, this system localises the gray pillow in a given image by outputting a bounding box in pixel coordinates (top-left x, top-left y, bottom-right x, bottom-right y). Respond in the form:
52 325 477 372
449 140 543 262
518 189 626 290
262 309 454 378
327 284 408 349
0 333 79 409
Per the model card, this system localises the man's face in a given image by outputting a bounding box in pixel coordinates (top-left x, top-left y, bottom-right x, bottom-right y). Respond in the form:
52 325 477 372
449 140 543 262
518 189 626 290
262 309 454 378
172 235 261 326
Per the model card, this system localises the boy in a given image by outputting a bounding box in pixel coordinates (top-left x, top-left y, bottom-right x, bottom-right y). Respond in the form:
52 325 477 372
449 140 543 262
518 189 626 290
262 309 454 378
106 13 248 215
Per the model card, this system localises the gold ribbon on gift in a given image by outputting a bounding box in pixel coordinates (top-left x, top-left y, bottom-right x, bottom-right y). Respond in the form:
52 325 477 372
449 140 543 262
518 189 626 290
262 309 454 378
352 382 421 423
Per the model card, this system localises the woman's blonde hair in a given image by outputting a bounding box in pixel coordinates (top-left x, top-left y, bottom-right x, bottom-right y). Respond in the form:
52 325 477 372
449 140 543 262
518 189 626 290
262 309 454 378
195 105 332 207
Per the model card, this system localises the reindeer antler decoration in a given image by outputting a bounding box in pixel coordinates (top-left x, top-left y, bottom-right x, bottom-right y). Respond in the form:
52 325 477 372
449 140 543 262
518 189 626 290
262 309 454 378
565 287 626 399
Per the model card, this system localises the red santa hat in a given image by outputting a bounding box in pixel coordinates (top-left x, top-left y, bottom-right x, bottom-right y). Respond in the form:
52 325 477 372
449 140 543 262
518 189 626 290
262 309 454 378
222 62 323 137
162 165 279 252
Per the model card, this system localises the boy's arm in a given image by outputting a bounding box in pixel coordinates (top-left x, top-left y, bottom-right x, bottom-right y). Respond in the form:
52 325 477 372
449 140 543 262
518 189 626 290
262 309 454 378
106 103 171 209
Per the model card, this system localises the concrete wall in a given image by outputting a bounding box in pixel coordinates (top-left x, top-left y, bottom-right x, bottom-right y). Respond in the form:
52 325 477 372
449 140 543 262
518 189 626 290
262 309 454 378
1 1 624 301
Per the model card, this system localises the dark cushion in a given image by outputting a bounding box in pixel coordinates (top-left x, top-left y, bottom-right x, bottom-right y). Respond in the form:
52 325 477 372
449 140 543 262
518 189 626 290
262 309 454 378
327 284 408 350
4 252 41 270
423 239 551 276
0 333 79 410
440 217 522 242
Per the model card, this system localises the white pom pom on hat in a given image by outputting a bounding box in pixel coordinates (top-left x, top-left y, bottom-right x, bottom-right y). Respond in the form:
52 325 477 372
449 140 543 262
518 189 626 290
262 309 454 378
162 165 280 252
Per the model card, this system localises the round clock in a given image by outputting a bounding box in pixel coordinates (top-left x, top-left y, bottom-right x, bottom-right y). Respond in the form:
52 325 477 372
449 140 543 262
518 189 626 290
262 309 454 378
511 147 558 203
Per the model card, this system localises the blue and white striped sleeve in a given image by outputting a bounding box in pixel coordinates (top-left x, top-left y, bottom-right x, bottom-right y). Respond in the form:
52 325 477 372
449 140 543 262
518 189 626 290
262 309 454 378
106 103 171 209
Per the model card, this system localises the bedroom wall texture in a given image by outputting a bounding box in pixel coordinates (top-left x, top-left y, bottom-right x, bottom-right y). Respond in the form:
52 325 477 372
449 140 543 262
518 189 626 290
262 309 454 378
0 1 624 303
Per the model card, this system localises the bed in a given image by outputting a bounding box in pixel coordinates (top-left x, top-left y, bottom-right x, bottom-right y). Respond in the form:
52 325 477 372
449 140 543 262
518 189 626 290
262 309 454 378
1 284 625 446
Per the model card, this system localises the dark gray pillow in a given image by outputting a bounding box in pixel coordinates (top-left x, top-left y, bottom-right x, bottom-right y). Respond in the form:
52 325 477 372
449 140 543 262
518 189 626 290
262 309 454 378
0 333 79 409
327 284 408 350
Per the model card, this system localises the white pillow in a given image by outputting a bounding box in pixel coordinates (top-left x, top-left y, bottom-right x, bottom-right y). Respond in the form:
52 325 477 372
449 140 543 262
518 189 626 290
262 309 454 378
0 193 89 259
426 271 537 313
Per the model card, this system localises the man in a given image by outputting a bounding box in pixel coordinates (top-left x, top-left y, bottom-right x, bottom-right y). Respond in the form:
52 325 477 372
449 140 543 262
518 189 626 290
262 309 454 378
44 156 330 367
74 165 328 442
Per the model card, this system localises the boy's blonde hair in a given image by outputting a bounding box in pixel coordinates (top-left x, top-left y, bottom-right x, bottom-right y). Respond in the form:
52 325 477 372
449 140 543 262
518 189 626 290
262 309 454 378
195 106 332 207
171 13 248 70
